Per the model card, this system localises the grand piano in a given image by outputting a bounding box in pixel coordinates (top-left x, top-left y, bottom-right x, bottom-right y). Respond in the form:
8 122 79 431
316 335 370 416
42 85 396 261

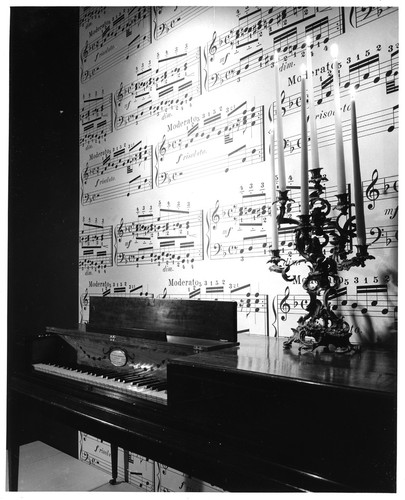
7 296 397 492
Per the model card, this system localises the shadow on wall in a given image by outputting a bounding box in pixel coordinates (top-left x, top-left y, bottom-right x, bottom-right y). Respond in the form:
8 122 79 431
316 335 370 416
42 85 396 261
349 265 397 346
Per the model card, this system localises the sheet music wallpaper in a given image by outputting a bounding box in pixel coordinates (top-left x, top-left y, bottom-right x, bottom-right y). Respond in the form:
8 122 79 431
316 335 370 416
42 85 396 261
79 6 398 342
78 432 223 491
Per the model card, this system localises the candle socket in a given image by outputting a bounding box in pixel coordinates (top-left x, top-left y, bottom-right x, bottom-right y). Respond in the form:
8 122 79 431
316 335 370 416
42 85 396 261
276 189 290 225
267 248 289 276
309 167 328 197
335 192 349 214
271 249 281 259
354 244 374 266
277 189 290 203
298 214 311 227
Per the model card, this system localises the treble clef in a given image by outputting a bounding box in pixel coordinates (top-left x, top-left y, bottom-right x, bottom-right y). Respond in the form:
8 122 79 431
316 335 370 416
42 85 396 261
117 82 124 104
117 218 124 241
81 40 89 63
158 135 167 161
81 164 89 184
81 289 89 309
365 169 380 210
211 200 220 227
279 286 291 321
208 31 218 61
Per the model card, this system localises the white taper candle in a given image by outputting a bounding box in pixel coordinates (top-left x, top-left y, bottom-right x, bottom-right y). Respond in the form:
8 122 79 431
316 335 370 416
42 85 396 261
300 64 309 215
269 126 279 250
350 87 366 246
274 50 286 191
305 36 320 172
331 43 346 195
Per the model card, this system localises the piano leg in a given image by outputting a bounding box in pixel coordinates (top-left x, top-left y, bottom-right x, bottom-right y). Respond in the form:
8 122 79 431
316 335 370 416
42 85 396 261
124 449 129 482
7 391 22 491
109 443 118 485
7 444 20 491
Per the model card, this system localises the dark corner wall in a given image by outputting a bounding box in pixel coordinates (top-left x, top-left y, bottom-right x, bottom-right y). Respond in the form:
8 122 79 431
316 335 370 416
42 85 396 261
8 7 79 368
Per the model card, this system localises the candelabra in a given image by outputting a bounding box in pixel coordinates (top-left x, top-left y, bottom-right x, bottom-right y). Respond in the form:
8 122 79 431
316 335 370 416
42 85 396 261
268 168 374 353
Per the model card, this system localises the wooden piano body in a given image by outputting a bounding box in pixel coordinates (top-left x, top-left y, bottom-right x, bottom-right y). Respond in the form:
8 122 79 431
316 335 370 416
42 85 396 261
7 297 397 492
29 297 239 407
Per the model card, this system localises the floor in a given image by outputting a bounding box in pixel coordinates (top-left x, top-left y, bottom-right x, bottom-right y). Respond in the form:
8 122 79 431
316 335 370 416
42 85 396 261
6 441 142 492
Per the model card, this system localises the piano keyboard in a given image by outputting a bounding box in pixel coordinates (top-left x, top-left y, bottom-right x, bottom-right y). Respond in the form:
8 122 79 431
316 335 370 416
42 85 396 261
32 363 168 404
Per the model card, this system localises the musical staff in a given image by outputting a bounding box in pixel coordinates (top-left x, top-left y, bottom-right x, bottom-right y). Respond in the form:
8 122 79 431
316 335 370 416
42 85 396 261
126 452 154 491
276 284 397 324
81 142 153 205
205 7 344 91
350 6 398 28
279 105 399 158
79 7 107 29
159 284 269 335
368 225 398 250
115 209 203 268
156 101 264 186
79 433 116 475
207 186 354 261
80 92 113 147
80 7 151 83
114 47 201 129
364 170 398 211
155 462 222 492
79 433 155 490
274 47 399 123
79 222 113 272
153 6 210 39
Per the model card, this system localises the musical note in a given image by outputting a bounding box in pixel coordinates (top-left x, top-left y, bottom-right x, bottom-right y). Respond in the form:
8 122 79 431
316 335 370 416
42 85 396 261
305 16 331 45
385 50 399 94
273 27 298 54
316 75 333 106
387 104 399 133
348 54 381 87
356 284 391 315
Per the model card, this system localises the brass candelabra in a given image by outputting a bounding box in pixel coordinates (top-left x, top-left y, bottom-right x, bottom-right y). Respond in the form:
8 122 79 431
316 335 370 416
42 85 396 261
268 167 374 353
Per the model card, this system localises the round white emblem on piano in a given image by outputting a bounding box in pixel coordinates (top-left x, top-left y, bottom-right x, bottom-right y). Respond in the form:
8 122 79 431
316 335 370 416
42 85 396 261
109 348 127 367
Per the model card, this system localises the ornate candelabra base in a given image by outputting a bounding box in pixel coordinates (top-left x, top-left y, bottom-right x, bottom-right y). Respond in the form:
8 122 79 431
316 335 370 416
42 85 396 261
282 317 359 353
